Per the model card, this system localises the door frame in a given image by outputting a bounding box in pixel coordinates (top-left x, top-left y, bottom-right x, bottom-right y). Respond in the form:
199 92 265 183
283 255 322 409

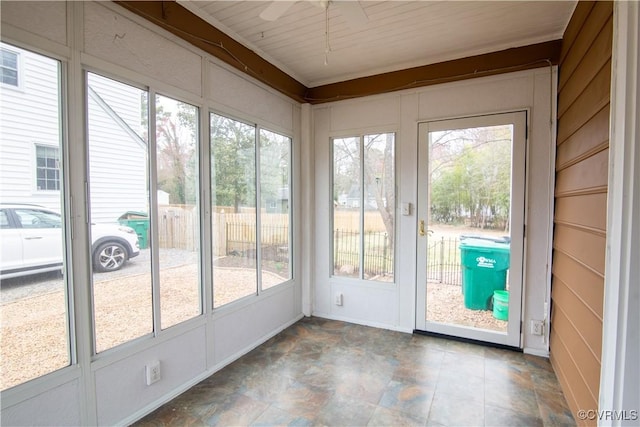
415 111 528 348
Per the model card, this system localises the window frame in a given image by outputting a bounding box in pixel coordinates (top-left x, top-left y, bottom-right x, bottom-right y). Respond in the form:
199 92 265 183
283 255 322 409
34 143 61 191
0 47 21 89
258 126 293 291
209 111 258 309
82 68 210 356
0 43 72 391
85 70 154 354
209 110 295 310
154 92 203 331
330 132 397 283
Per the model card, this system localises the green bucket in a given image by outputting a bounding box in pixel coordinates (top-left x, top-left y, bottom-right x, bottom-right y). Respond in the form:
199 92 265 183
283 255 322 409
493 290 509 321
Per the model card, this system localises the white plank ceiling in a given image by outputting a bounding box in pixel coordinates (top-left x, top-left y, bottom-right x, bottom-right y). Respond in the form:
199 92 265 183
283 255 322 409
178 0 576 87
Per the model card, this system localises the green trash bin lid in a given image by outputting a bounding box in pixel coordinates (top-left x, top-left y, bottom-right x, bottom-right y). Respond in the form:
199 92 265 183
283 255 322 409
459 237 510 253
118 211 148 220
459 236 510 270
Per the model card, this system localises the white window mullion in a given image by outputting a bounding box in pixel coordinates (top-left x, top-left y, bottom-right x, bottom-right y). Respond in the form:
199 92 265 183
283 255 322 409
359 135 365 280
255 127 262 293
329 138 335 278
148 89 161 336
59 59 76 368
200 107 212 314
287 136 294 281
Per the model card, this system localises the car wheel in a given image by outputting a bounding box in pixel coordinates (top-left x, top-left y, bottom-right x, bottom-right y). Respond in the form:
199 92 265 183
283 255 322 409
94 241 127 272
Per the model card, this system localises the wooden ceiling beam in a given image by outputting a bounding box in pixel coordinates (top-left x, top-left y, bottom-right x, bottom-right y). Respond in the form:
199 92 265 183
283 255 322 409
305 40 562 104
115 0 308 103
115 1 561 106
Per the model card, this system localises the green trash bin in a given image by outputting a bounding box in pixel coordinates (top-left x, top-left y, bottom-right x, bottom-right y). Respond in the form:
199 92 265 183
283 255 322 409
459 236 510 310
118 211 149 249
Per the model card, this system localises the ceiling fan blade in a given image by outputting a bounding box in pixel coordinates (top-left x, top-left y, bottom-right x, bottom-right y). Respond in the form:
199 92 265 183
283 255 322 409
259 1 297 21
336 0 368 29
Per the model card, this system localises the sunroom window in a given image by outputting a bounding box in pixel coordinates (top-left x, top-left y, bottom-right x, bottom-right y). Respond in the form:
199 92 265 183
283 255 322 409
332 133 395 282
210 113 292 308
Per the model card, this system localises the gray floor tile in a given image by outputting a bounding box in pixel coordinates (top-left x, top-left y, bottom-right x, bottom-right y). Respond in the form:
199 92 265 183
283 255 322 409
134 318 575 427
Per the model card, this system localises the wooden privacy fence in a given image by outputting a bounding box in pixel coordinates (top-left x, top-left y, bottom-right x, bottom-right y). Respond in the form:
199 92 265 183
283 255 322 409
333 210 387 232
213 212 290 257
157 206 289 256
224 222 289 261
158 205 198 251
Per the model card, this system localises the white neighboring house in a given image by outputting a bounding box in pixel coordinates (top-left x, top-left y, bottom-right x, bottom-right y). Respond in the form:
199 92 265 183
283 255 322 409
0 42 148 223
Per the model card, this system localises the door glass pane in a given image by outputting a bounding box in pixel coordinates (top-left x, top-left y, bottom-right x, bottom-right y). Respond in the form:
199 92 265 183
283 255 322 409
155 94 200 329
0 44 69 389
87 72 151 352
332 137 360 278
210 113 257 308
364 133 395 282
259 129 291 289
426 125 512 333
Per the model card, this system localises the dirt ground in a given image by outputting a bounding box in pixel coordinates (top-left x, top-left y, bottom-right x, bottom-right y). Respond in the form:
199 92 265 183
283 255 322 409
427 282 508 332
0 259 287 390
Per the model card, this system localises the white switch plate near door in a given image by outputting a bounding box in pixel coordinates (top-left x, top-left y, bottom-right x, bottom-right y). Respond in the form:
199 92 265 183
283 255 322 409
401 202 411 216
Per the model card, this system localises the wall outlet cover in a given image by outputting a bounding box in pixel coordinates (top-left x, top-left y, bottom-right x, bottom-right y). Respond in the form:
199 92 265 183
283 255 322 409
531 320 544 336
146 360 161 385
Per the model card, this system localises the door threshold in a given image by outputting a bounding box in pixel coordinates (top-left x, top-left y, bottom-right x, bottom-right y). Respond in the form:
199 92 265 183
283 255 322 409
413 329 522 352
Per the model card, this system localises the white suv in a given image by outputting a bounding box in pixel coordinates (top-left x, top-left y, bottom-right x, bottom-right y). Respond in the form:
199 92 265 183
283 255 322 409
0 204 140 279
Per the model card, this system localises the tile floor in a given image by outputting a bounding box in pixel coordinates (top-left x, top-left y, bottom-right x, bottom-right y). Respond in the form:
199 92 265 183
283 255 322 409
134 317 575 426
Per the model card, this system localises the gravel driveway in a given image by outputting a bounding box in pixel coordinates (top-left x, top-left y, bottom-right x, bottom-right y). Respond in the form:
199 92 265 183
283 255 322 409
0 248 196 303
0 248 289 390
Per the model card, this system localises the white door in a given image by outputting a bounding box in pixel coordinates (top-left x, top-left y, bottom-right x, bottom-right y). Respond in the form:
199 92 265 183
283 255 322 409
416 112 527 347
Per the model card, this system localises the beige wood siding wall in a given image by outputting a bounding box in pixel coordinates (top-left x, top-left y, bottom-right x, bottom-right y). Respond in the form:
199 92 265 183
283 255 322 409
551 1 612 423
